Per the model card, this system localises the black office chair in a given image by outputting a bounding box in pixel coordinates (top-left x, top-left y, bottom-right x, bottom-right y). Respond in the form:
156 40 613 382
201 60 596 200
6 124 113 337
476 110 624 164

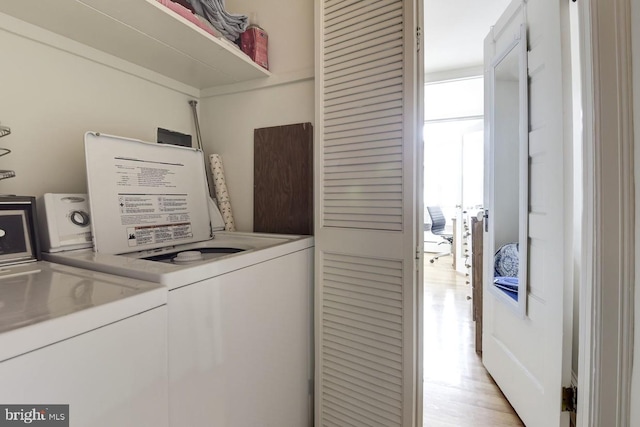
427 206 454 263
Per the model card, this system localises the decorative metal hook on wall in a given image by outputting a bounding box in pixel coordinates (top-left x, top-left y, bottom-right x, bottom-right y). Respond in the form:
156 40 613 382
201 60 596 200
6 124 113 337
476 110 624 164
0 122 15 180
0 123 10 139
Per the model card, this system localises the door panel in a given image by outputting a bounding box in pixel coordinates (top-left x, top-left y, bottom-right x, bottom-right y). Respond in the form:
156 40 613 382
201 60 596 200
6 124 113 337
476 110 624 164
483 0 571 426
315 0 421 426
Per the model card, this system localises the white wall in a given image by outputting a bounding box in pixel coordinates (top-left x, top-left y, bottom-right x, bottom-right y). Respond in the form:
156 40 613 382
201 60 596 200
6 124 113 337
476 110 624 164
225 0 314 75
0 1 314 232
200 0 315 231
200 81 314 231
0 22 195 198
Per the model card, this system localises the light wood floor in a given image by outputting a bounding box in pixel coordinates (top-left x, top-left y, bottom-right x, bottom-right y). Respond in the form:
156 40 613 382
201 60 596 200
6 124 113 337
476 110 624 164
423 258 524 427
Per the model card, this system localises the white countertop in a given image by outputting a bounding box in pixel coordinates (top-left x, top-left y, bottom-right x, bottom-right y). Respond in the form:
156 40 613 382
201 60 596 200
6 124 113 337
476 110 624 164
0 261 166 362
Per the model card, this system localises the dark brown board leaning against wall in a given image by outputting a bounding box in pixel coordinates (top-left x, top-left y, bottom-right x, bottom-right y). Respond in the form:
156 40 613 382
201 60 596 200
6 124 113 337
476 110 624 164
253 122 313 235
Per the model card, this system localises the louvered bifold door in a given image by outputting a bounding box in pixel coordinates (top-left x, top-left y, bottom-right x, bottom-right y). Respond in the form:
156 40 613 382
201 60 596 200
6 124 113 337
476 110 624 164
315 0 420 426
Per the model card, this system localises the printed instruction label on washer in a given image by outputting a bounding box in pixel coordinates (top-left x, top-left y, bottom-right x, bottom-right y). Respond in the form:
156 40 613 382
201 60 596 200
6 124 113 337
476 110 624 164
114 157 194 245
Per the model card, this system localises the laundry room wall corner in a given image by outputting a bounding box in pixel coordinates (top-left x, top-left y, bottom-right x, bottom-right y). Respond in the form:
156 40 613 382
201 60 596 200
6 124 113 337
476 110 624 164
0 14 196 198
198 0 315 232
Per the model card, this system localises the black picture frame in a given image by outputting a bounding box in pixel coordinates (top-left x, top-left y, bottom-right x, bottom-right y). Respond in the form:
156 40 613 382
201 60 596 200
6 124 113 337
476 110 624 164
0 196 41 265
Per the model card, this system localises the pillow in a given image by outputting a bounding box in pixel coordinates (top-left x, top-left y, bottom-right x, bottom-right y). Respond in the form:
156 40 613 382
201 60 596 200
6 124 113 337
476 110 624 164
494 242 519 277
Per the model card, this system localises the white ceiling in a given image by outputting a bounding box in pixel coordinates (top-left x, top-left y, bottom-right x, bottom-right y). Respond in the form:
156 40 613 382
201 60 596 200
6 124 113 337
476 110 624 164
424 0 512 78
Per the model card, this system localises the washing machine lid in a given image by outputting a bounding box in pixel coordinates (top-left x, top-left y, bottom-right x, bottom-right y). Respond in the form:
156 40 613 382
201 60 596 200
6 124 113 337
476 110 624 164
85 132 212 255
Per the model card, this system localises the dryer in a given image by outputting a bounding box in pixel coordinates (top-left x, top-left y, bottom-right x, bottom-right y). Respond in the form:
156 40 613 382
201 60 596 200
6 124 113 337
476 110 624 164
42 133 314 427
0 195 168 427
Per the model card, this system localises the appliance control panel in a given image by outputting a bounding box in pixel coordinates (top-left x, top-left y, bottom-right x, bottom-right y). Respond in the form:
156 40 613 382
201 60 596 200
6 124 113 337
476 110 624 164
37 193 93 253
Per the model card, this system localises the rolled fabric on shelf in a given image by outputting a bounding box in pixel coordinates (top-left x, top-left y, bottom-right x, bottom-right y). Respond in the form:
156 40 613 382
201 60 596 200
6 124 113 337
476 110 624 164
187 0 248 41
209 154 236 231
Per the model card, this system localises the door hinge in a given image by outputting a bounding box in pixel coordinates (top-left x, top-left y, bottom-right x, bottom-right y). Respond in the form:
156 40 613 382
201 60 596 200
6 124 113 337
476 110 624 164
561 386 577 413
416 26 422 52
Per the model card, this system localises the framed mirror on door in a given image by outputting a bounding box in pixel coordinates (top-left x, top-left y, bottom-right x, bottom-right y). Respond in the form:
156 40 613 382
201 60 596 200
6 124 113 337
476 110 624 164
485 23 528 317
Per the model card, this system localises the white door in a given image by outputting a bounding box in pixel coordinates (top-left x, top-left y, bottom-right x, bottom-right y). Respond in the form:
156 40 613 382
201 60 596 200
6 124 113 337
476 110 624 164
483 1 572 426
314 0 422 426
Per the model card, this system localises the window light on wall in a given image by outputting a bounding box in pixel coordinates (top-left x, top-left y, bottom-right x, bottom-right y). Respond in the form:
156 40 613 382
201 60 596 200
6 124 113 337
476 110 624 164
424 76 484 121
423 76 485 225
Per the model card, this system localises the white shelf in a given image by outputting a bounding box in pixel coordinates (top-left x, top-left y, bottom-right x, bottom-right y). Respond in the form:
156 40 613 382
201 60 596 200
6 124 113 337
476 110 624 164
0 0 270 90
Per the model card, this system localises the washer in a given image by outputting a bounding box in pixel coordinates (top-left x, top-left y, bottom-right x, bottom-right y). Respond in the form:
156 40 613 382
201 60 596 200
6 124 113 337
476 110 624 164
0 196 168 427
42 133 314 427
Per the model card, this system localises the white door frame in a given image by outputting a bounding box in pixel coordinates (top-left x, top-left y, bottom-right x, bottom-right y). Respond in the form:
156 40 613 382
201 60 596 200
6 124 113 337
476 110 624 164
416 1 425 426
412 0 635 424
577 0 635 425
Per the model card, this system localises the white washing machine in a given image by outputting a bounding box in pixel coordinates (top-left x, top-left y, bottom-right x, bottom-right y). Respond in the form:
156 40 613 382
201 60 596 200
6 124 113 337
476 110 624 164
0 195 168 427
42 133 314 427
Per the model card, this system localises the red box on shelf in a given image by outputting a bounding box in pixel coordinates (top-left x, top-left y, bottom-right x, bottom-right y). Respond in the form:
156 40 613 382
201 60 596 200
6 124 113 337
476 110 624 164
240 26 269 70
